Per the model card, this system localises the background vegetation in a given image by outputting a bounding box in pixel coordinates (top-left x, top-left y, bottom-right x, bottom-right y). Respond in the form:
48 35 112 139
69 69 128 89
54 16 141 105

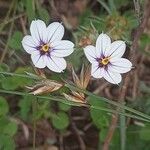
0 0 150 150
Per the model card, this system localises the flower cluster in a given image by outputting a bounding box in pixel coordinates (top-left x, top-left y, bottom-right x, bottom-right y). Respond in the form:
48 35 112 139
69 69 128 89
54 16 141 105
22 19 132 84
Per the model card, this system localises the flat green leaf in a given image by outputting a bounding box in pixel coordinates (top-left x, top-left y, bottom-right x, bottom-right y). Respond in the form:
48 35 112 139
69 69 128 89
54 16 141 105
38 8 49 24
139 124 150 141
25 0 35 23
0 64 10 82
8 31 23 50
13 67 33 87
1 67 33 90
140 33 150 48
19 95 33 120
0 97 9 116
52 112 69 130
0 63 10 72
0 134 15 150
0 117 9 131
99 129 108 142
3 122 18 136
58 103 71 112
1 77 18 90
89 96 110 129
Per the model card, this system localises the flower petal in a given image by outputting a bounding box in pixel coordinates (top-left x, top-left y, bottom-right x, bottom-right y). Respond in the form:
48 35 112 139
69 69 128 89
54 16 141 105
50 40 74 57
84 45 97 63
96 33 111 57
108 41 126 58
22 35 38 54
30 19 47 44
46 56 67 73
31 53 46 68
47 22 64 43
103 69 122 84
109 58 132 73
91 63 104 78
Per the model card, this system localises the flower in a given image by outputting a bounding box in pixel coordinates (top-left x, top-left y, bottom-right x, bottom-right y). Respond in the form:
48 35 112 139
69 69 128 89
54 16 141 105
84 33 132 84
22 19 74 73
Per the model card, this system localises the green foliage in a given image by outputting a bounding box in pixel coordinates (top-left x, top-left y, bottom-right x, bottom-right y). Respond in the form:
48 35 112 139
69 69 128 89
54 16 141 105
139 124 150 141
24 0 35 23
19 95 33 120
8 31 23 50
0 98 17 150
1 76 19 90
89 95 111 146
0 63 10 72
125 125 150 150
58 102 71 112
52 112 69 130
0 0 149 149
3 121 18 136
89 96 110 129
139 33 150 55
0 67 33 90
0 97 9 116
37 8 49 24
112 0 131 10
0 134 15 150
35 0 50 24
99 129 108 142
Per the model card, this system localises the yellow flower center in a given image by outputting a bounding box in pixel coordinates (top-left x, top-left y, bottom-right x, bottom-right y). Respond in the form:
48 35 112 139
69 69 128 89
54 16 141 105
100 57 110 65
41 44 49 52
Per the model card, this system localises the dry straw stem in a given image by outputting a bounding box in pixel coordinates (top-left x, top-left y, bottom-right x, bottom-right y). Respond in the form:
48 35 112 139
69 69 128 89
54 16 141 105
26 79 64 95
102 1 150 150
0 0 17 63
63 65 91 104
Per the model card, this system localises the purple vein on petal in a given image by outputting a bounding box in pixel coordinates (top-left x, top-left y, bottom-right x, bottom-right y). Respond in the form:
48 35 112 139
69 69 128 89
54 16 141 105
51 57 63 72
48 23 62 44
106 69 119 85
109 43 124 57
111 63 132 69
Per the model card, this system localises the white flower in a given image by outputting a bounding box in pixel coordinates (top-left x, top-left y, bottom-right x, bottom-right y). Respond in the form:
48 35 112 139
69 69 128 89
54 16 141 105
84 33 132 84
22 19 74 73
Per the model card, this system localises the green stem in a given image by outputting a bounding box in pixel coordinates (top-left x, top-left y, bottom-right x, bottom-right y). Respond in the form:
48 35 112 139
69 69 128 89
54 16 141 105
32 98 37 150
0 72 150 122
0 89 150 122
120 102 126 150
0 71 39 80
65 83 150 122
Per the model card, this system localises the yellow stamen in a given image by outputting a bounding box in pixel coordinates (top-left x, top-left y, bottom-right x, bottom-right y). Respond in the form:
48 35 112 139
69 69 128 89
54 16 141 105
101 57 110 65
41 44 49 52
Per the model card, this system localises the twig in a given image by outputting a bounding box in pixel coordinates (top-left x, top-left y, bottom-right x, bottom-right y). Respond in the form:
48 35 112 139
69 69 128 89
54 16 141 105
0 0 14 33
0 0 17 63
0 13 25 32
59 134 64 150
19 16 27 35
70 113 86 150
102 0 150 150
133 0 141 22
